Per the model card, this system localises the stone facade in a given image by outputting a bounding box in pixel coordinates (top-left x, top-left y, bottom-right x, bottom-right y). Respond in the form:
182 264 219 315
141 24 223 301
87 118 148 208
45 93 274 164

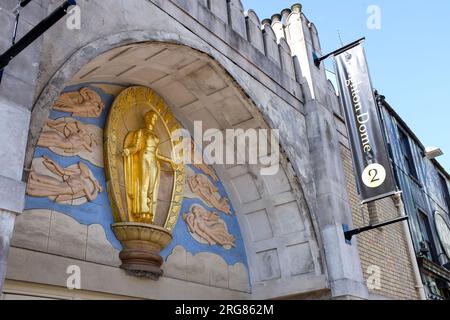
0 0 48 293
0 0 443 300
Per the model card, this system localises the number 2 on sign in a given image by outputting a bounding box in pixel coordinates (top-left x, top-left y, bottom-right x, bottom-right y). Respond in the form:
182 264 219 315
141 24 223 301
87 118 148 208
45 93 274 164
369 169 380 183
362 164 386 188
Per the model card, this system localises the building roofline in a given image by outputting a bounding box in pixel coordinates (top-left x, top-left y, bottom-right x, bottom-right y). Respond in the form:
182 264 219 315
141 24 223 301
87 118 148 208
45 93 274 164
377 93 450 180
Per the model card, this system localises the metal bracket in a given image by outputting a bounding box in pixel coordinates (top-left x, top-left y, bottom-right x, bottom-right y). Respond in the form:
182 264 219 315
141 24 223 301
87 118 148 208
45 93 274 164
0 0 76 71
313 37 366 67
344 215 409 243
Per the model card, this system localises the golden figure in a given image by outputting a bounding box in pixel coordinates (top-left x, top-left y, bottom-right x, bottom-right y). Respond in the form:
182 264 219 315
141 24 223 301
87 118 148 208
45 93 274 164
27 156 103 203
188 174 232 215
183 204 236 250
105 86 186 279
123 111 178 224
54 87 105 118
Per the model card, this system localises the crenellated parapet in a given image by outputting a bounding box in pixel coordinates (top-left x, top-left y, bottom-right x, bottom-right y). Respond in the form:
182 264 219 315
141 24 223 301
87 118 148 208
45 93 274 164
169 0 333 105
261 19 281 66
169 0 310 86
245 10 264 53
227 0 247 39
283 4 330 103
270 14 284 43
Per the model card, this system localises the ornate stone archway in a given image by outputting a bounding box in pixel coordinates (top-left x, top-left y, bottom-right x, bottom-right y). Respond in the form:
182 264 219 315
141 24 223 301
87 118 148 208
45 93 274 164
15 40 326 299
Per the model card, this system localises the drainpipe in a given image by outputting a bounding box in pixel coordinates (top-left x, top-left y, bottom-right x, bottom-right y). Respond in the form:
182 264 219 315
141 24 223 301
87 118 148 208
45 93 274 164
393 192 427 300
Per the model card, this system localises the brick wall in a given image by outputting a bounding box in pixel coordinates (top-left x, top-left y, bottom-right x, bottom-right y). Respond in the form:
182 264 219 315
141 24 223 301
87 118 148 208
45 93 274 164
337 116 420 300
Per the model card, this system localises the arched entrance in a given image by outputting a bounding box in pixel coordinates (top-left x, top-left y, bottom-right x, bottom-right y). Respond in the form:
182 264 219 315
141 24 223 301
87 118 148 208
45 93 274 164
11 41 325 300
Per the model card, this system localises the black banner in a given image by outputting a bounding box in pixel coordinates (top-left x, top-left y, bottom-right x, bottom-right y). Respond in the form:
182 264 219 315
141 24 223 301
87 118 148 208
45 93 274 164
334 41 397 204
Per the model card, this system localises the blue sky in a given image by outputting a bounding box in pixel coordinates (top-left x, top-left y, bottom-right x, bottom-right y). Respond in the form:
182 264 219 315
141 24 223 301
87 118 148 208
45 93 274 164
242 0 450 171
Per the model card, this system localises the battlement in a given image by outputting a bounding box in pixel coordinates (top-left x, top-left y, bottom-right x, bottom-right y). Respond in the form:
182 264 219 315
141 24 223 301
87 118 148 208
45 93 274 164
165 1 324 101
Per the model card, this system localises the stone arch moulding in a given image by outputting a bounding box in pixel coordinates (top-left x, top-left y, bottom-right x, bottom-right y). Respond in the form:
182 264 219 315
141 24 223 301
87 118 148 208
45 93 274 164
25 35 326 299
27 30 316 210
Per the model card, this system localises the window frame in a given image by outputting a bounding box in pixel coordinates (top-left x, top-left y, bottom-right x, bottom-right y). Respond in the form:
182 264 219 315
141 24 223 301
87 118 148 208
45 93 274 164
438 173 450 214
397 126 419 182
417 208 438 262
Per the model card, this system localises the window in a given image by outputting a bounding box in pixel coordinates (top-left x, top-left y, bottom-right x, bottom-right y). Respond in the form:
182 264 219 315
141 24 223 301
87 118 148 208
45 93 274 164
398 128 418 180
418 209 438 262
439 174 450 214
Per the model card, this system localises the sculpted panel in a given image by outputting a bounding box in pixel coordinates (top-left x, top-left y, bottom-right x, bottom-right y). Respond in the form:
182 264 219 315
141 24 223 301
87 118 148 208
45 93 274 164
187 173 231 215
183 204 235 250
25 82 250 281
38 117 103 167
53 87 105 118
164 245 250 292
27 156 103 204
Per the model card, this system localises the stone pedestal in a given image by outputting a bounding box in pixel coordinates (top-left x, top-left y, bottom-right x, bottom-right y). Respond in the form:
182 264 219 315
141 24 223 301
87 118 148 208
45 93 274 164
112 223 172 280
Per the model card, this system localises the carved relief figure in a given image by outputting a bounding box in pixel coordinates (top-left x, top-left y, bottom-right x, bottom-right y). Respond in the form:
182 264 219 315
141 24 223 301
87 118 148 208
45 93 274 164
53 87 105 118
183 204 236 249
123 111 178 224
37 118 103 166
190 141 219 181
27 156 103 204
188 174 231 215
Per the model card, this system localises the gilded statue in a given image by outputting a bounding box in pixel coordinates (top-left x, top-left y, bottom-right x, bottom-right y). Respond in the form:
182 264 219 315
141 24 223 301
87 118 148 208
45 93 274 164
27 156 103 203
188 174 231 215
123 111 178 224
183 204 236 250
53 87 105 118
38 118 100 154
105 86 186 279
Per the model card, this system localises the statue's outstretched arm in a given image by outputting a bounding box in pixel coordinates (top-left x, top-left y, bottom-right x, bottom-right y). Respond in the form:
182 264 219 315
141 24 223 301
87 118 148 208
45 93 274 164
156 150 180 170
156 153 174 164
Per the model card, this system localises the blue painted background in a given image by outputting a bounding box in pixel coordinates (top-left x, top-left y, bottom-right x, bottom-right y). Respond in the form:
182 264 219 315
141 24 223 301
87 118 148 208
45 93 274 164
161 164 247 267
25 83 249 268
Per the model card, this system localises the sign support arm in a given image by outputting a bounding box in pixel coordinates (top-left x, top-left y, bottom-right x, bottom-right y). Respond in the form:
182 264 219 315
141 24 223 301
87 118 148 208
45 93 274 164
344 216 409 242
314 37 366 67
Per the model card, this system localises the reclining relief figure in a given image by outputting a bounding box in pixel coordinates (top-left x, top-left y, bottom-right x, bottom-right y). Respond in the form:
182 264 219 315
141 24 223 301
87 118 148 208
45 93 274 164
53 87 105 118
38 118 100 154
27 156 103 203
183 204 236 249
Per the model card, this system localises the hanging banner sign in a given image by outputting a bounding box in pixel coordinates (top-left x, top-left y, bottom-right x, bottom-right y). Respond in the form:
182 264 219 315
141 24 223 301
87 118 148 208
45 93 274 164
334 41 397 204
